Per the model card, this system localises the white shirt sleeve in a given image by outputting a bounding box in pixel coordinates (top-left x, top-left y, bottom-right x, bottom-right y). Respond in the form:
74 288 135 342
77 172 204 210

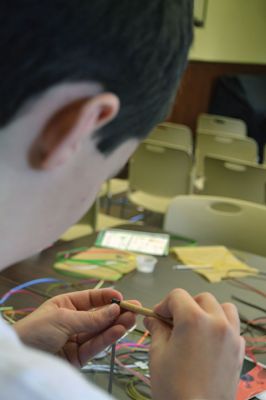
0 316 112 400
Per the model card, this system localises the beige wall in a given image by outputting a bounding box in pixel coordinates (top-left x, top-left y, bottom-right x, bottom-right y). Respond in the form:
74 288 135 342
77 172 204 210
189 0 266 65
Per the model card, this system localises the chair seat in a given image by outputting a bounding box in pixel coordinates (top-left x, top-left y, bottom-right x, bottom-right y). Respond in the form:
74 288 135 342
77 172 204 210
109 179 129 195
97 213 128 230
60 224 94 241
128 191 172 213
60 213 133 242
100 179 129 198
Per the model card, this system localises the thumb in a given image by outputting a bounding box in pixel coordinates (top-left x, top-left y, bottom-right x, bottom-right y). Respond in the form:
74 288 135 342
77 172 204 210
62 303 120 336
144 317 170 346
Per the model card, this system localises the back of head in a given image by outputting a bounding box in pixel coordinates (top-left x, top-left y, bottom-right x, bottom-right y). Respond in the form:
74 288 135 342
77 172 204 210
0 0 193 153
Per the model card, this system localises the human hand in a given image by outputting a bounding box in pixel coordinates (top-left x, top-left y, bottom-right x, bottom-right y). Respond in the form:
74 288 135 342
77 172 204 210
144 289 245 400
14 288 137 367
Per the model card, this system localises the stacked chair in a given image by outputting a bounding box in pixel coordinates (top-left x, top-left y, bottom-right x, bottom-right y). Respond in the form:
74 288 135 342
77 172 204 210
127 123 193 214
196 113 247 138
148 122 193 154
164 195 266 257
194 132 258 178
202 155 266 204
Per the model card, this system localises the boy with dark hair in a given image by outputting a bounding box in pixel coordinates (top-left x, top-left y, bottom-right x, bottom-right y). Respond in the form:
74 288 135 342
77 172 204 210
0 1 244 399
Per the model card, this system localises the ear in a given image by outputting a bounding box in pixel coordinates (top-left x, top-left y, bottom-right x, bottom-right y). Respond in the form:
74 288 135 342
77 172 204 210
29 89 120 170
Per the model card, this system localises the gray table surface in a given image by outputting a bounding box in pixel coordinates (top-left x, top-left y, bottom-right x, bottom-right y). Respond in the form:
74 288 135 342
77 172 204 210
84 228 266 399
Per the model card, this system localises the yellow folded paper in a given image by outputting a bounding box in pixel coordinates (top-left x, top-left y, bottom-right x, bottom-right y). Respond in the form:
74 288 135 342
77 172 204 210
171 246 258 283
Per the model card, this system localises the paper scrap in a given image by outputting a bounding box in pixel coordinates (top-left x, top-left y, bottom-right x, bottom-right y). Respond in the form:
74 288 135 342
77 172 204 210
171 246 258 283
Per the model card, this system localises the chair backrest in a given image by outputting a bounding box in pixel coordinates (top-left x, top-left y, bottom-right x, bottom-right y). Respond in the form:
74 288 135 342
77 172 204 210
202 155 266 204
197 113 247 138
195 132 258 177
147 122 193 153
263 143 266 165
129 142 192 197
164 195 266 256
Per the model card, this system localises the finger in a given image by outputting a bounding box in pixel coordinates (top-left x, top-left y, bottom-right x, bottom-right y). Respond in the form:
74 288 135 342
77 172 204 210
144 317 171 350
115 310 137 330
144 317 170 339
59 288 124 311
194 292 225 317
77 310 137 344
221 303 241 334
154 288 202 323
238 336 246 368
62 303 121 336
78 324 128 365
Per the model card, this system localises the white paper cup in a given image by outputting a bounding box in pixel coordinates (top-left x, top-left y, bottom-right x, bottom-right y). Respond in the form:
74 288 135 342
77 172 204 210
136 255 157 273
